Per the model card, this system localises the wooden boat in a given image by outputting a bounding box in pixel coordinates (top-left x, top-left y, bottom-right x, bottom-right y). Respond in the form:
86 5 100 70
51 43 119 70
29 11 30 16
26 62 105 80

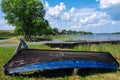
2 39 119 75
45 40 120 48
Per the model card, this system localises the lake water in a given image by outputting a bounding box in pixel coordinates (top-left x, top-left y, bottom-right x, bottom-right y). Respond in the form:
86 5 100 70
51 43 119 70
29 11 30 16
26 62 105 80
71 34 120 41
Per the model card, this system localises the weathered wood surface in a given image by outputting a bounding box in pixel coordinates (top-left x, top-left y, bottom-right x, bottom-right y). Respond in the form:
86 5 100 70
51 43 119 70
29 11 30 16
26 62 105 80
3 49 119 69
45 40 120 48
45 42 78 48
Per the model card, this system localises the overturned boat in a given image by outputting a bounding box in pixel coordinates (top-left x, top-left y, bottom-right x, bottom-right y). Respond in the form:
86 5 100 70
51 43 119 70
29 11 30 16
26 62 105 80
2 39 119 75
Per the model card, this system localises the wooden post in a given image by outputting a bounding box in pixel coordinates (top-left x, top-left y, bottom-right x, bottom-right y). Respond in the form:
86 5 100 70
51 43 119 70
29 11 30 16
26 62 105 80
2 67 8 75
15 39 28 54
15 41 22 54
73 68 79 75
20 39 28 49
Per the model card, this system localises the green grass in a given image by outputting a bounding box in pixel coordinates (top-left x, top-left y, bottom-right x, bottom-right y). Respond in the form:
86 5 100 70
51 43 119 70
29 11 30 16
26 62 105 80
29 44 52 50
0 36 23 44
0 30 17 37
73 43 120 62
0 44 120 80
49 35 72 40
0 30 14 33
0 36 16 38
0 30 18 39
0 38 19 44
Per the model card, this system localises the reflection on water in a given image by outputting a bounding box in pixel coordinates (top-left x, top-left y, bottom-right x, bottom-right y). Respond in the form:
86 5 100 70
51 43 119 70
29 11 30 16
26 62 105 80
72 34 120 41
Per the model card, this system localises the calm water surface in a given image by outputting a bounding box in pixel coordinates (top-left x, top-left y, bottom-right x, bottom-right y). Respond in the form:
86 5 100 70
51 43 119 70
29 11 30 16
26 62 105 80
72 34 120 41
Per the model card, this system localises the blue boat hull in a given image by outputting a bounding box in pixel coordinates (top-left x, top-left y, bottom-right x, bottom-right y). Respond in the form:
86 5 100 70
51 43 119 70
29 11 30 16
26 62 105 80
7 60 118 74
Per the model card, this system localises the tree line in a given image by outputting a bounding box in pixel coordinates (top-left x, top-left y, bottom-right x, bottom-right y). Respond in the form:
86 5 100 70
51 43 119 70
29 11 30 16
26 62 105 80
52 28 93 35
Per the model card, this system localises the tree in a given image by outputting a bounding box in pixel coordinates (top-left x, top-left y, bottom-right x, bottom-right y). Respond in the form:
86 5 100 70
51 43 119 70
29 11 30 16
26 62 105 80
2 0 50 41
37 20 53 35
53 27 59 35
61 29 67 34
67 29 73 35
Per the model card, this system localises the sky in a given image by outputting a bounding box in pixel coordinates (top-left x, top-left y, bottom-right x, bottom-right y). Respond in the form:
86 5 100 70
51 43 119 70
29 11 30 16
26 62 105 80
0 0 120 33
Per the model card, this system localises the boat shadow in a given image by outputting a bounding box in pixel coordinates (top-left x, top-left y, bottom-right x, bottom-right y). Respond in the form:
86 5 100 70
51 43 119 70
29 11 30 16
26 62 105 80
13 68 116 78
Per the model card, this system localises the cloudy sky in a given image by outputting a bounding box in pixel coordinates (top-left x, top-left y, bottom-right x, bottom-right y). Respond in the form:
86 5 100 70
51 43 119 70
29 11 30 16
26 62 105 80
0 0 120 33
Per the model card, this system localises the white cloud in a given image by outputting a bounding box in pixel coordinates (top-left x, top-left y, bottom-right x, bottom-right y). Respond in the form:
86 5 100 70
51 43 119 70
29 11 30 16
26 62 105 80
87 19 111 27
0 20 14 30
98 0 120 9
70 7 75 13
111 20 120 25
98 0 120 20
45 2 66 17
44 1 49 8
43 1 120 33
61 12 70 20
79 14 97 25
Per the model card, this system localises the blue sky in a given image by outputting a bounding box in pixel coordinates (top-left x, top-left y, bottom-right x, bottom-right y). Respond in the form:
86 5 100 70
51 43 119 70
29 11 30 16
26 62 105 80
43 0 99 9
0 0 120 33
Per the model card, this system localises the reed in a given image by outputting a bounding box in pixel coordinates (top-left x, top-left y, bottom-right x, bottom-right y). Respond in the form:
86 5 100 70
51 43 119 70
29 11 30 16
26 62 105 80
73 43 120 62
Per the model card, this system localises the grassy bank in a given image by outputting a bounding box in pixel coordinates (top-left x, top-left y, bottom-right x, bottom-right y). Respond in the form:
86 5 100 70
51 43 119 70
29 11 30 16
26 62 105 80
73 43 120 63
0 44 120 80
49 35 72 40
0 30 17 38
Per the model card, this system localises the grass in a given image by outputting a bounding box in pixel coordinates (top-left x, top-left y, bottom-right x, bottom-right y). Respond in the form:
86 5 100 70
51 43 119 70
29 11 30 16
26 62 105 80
0 36 16 38
73 43 120 62
0 43 120 80
49 35 72 40
0 36 23 44
0 30 14 32
29 44 52 50
0 38 19 44
0 30 17 38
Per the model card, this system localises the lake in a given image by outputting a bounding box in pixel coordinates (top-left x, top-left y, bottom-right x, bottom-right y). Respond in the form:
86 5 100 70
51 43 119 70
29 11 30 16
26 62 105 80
71 34 120 41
